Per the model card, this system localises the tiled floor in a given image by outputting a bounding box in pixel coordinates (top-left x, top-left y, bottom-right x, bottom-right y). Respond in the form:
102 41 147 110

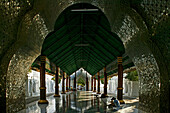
24 91 139 113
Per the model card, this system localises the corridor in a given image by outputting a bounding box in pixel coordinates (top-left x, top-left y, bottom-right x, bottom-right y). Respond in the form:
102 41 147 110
25 91 139 113
1 0 169 113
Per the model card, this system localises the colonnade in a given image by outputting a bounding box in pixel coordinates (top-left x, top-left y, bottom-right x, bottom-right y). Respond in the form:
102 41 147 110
90 56 124 103
38 55 125 104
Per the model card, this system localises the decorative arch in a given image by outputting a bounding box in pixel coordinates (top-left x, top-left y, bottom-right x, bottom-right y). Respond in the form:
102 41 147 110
41 3 125 75
0 0 168 112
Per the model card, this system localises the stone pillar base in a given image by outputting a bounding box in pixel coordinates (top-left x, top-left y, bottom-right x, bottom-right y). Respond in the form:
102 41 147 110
97 92 101 94
104 94 108 97
100 93 108 98
61 92 66 94
38 100 49 104
119 100 125 104
54 94 60 97
93 90 96 92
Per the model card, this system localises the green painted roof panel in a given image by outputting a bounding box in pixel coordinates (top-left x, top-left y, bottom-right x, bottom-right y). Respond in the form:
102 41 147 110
41 3 125 75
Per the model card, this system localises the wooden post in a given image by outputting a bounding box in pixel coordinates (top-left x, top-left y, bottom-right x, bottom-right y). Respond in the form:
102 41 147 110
93 75 96 92
86 72 89 91
69 76 71 91
61 72 66 94
54 66 60 97
91 76 93 91
104 67 108 97
97 72 100 94
117 56 125 104
74 72 76 91
38 55 48 104
66 74 69 92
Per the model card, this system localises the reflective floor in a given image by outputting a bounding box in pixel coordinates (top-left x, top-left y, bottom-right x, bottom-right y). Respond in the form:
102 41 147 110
25 91 139 113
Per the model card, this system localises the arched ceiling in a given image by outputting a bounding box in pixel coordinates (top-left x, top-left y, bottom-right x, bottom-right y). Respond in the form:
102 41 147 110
42 3 125 75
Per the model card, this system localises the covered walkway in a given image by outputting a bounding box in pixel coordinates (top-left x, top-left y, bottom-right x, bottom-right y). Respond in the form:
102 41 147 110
24 91 139 113
0 0 169 113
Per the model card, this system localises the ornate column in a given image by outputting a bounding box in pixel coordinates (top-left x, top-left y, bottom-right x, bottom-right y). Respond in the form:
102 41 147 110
117 56 125 104
97 72 100 94
91 76 93 91
93 75 96 92
54 66 60 97
61 72 66 94
38 55 48 104
103 67 108 97
74 72 76 91
86 72 89 91
66 74 69 92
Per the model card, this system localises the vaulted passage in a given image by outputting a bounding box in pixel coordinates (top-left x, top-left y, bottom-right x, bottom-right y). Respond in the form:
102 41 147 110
1 1 169 113
42 3 125 75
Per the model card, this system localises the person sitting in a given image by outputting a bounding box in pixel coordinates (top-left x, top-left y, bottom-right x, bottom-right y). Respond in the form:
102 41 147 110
111 97 120 107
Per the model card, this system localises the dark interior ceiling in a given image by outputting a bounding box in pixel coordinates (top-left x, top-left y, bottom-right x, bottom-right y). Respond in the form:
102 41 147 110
41 3 125 75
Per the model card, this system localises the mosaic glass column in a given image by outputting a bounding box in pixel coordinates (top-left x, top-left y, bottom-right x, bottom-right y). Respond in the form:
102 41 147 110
97 72 100 94
93 76 96 92
91 76 93 91
54 66 60 97
117 56 125 104
66 74 69 92
103 67 108 97
38 55 48 104
74 72 76 91
61 72 66 94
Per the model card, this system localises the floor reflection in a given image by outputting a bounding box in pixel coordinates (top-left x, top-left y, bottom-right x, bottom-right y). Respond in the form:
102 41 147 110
26 91 138 113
